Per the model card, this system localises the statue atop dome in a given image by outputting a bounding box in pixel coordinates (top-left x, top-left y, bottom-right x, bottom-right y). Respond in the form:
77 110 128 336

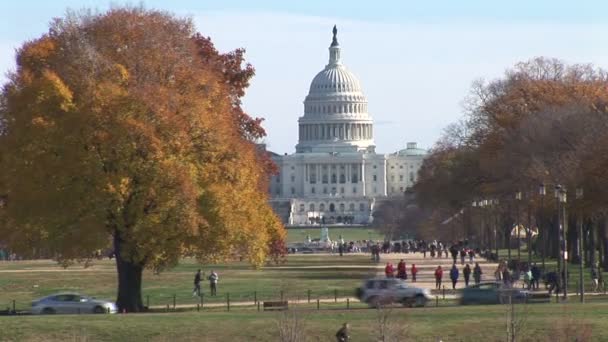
331 25 339 47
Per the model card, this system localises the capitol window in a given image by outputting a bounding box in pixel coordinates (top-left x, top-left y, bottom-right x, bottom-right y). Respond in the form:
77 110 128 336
339 174 346 183
309 203 315 211
311 187 315 194
323 187 328 194
373 175 377 181
291 187 295 195
340 187 344 194
320 203 326 211
359 203 365 211
400 175 404 181
299 204 305 212
339 203 345 212
322 175 328 183
349 203 355 211
353 187 357 193
291 175 295 182
391 175 395 181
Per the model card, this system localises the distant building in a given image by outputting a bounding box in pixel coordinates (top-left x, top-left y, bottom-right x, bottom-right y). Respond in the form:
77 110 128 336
267 26 426 226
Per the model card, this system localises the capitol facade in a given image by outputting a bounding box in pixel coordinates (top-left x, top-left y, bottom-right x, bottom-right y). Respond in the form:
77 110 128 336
268 27 426 226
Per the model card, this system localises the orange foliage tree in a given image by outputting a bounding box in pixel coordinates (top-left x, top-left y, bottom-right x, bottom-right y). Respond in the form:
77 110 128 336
0 7 285 312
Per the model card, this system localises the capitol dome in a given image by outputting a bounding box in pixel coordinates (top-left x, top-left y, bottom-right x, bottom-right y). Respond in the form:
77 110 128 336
296 26 374 154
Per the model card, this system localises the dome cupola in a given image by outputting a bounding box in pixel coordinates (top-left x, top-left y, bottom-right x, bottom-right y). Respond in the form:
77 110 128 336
296 26 375 154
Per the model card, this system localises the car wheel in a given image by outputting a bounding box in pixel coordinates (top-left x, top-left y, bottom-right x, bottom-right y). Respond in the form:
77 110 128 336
414 295 427 307
41 307 55 315
93 306 106 314
367 296 381 308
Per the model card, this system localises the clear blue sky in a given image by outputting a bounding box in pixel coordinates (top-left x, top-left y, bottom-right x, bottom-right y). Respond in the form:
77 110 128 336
2 1 608 153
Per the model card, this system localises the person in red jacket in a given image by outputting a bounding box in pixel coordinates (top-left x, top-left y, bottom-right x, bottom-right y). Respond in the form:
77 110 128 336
385 262 394 278
397 259 407 280
411 264 418 282
434 265 443 289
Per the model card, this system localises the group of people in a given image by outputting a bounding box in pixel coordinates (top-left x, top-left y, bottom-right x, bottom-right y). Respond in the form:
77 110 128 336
192 269 219 297
434 263 483 289
384 259 419 282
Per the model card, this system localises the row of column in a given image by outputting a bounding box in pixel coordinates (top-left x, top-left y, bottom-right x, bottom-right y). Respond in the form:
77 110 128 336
305 102 368 115
304 163 364 184
299 123 373 141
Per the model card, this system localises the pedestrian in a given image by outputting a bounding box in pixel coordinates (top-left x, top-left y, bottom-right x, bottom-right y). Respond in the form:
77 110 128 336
502 267 512 288
208 269 219 296
450 245 458 264
463 264 471 287
468 249 475 263
411 264 418 282
531 263 541 290
591 266 599 292
435 265 443 290
450 264 459 289
397 259 407 280
385 262 394 278
422 246 427 258
524 268 533 290
459 249 466 265
338 242 344 257
192 269 202 297
473 262 482 285
336 322 350 342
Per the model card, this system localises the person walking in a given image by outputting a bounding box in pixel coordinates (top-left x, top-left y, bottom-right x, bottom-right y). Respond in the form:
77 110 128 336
411 264 418 282
208 270 219 296
473 262 483 285
192 269 202 297
459 249 466 265
591 266 599 292
468 249 475 263
434 266 443 290
385 262 394 278
531 263 541 290
397 259 407 280
450 245 458 264
463 264 471 287
336 323 350 342
450 264 459 289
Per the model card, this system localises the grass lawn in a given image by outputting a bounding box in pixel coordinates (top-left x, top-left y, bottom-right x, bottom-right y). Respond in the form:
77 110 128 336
494 247 605 293
0 255 379 311
0 303 605 341
286 227 384 244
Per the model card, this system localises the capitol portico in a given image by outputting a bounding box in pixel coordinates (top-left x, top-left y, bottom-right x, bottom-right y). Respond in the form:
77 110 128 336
267 26 426 226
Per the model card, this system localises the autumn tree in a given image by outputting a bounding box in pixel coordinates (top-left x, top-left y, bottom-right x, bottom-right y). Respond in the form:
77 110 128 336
416 58 608 258
0 7 285 312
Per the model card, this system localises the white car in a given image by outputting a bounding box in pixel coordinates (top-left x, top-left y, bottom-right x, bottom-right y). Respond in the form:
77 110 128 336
31 293 117 314
356 278 432 307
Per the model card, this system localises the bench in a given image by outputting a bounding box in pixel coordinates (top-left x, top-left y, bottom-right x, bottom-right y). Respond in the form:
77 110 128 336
263 301 289 311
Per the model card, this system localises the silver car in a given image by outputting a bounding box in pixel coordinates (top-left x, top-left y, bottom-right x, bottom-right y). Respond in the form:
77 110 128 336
31 293 117 314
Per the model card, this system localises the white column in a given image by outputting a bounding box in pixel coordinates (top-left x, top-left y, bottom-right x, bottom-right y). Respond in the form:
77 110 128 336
361 161 366 196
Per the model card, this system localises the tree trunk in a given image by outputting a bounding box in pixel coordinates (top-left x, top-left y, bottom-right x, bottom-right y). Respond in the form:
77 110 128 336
114 233 145 313
602 218 608 272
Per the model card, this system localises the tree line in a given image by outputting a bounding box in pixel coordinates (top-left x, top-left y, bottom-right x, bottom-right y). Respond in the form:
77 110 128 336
413 57 608 272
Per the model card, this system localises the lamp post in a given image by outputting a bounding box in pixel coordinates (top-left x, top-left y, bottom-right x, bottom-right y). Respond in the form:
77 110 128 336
539 184 546 271
555 185 568 300
576 187 584 303
515 191 522 262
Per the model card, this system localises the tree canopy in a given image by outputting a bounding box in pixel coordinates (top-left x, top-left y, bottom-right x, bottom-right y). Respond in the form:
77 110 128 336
0 7 285 311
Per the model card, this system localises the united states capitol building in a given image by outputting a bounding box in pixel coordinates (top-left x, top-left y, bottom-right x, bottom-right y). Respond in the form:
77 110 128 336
267 27 426 226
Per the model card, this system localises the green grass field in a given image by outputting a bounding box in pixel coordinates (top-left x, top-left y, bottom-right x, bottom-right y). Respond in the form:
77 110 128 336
0 303 604 341
286 227 384 244
0 255 378 311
